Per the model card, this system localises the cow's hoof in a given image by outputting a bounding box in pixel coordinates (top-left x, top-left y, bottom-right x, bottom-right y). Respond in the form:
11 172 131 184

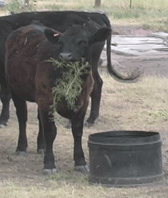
37 149 45 155
16 151 27 156
43 168 57 175
75 165 90 173
85 121 94 128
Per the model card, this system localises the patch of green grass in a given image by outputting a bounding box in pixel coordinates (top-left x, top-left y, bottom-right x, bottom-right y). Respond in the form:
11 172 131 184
108 7 146 19
44 4 65 10
148 110 168 120
107 7 168 31
5 0 36 13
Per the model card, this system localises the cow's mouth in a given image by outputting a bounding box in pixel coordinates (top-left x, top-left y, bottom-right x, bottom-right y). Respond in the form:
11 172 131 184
59 53 86 63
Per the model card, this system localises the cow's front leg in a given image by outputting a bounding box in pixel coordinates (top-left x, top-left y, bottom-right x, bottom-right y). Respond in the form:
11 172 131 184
11 90 28 155
71 109 89 173
38 107 57 174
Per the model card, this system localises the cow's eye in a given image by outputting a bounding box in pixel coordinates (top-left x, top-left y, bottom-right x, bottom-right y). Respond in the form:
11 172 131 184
78 40 87 46
58 41 63 47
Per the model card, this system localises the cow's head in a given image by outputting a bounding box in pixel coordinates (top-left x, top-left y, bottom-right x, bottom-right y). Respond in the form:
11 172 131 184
44 25 111 61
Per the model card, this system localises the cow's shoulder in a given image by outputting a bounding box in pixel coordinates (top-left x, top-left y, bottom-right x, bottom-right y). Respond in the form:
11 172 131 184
6 24 47 56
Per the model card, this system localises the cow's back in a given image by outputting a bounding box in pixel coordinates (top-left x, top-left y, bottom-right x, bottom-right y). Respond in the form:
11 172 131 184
5 25 47 102
4 11 110 31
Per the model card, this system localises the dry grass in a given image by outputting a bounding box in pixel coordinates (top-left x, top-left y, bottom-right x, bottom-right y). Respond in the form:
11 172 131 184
100 74 168 130
0 1 168 196
36 0 168 10
0 73 168 197
33 0 168 30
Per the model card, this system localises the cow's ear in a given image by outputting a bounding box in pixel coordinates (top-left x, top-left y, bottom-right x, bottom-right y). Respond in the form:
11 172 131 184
44 29 61 44
89 27 111 44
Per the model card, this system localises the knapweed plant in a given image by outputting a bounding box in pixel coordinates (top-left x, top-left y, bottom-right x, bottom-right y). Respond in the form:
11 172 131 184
47 57 90 114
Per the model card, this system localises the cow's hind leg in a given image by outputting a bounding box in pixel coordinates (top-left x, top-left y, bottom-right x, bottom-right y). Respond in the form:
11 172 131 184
86 43 104 125
71 108 89 173
0 83 11 127
86 70 103 125
11 91 28 155
38 106 57 174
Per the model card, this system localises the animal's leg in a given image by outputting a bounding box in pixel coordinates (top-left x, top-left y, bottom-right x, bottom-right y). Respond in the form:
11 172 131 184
38 107 57 174
0 82 11 127
86 71 103 125
11 90 28 155
37 109 45 154
71 105 89 173
86 43 104 125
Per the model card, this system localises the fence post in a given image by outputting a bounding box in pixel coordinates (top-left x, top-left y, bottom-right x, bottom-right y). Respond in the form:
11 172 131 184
130 0 132 9
94 0 101 7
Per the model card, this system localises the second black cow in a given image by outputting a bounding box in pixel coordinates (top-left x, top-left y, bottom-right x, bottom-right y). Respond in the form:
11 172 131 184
0 11 139 127
5 23 111 173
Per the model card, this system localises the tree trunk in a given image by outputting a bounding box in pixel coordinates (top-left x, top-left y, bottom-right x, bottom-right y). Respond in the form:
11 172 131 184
94 0 101 7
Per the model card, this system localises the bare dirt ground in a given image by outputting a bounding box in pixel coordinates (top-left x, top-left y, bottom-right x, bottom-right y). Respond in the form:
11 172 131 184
1 26 168 197
109 25 168 78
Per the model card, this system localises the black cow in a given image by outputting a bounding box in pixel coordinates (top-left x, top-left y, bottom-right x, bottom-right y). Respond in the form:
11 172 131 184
5 23 111 173
0 11 138 127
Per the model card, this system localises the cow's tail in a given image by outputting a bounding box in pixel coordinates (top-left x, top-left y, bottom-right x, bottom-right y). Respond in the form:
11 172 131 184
106 35 140 82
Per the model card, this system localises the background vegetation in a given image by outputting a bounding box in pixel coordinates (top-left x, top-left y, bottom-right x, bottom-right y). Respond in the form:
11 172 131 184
3 0 168 31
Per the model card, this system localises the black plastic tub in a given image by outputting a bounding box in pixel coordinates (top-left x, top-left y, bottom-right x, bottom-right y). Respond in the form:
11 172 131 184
88 131 163 186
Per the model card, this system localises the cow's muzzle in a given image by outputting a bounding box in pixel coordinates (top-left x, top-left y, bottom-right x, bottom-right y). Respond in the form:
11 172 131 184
59 53 72 61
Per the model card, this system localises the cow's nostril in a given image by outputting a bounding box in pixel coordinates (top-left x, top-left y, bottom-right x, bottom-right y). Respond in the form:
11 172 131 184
68 54 72 59
59 54 63 59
